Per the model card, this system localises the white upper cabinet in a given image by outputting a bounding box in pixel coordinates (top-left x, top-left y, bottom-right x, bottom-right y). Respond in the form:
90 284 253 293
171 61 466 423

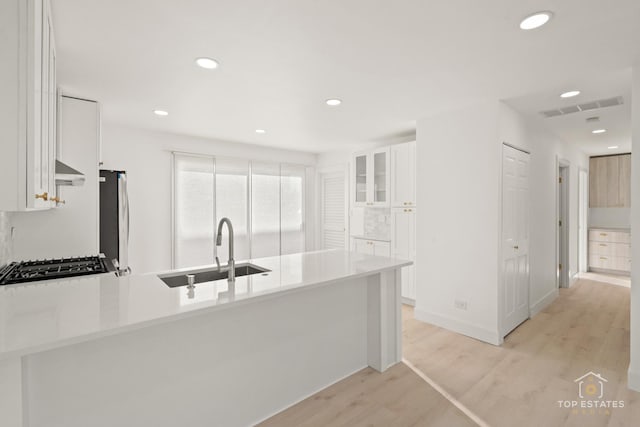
0 0 57 211
352 148 390 207
391 141 416 207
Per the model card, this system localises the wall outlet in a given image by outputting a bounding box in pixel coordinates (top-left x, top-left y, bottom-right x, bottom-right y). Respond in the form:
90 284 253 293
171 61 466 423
454 299 468 310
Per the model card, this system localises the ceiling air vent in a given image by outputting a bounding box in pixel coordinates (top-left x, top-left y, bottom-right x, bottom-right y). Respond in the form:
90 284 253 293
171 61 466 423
540 96 623 118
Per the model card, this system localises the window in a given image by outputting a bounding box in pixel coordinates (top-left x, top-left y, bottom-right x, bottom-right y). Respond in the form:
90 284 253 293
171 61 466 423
172 153 307 269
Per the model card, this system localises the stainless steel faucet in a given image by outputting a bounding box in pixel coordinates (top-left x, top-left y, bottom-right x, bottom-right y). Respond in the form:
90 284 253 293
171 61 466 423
215 217 235 283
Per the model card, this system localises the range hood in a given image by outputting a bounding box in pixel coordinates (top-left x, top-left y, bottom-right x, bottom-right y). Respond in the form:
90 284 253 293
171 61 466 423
55 160 85 186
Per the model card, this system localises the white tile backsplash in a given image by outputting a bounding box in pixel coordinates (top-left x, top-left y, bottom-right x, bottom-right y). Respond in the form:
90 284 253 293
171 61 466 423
0 212 13 267
363 208 390 240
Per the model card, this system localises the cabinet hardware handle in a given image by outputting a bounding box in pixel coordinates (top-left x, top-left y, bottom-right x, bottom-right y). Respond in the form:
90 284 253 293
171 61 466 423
600 233 608 236
35 192 48 201
600 257 607 260
50 197 65 204
513 245 519 250
599 244 607 247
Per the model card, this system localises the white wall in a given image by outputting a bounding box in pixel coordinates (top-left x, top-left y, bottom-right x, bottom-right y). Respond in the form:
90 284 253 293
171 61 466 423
414 100 588 345
588 207 631 228
629 65 640 392
101 125 317 274
415 100 502 344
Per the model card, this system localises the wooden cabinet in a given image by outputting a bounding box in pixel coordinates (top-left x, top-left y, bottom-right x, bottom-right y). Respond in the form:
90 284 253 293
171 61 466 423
589 154 631 208
391 207 416 302
391 141 416 207
352 237 391 257
0 0 57 211
588 228 631 274
352 148 390 207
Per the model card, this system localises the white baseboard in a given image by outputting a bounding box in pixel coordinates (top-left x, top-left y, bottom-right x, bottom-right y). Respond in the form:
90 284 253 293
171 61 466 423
569 273 579 287
529 288 559 317
629 368 640 392
414 308 501 345
401 297 415 306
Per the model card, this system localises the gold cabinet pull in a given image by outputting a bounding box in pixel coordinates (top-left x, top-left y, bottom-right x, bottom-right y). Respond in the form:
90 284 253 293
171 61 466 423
599 243 607 247
600 233 608 236
600 257 607 260
50 197 65 204
35 192 48 201
513 245 519 250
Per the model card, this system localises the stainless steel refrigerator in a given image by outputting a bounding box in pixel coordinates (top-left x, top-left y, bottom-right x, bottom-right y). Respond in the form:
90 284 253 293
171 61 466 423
100 170 130 275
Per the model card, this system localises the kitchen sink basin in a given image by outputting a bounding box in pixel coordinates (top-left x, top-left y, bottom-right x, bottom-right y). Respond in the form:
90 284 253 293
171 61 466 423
159 263 270 288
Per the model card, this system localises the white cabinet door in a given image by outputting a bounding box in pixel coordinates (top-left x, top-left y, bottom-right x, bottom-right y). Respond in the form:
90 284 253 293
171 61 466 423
392 207 416 301
353 152 368 207
500 144 530 337
372 240 390 257
391 142 416 207
371 148 390 207
1 0 56 211
352 148 390 207
353 238 374 255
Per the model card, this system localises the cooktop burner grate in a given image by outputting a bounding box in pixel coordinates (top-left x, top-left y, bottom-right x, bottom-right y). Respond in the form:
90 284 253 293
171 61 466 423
0 256 113 285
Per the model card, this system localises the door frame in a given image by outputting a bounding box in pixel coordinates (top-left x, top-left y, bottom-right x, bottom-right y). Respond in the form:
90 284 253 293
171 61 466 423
578 167 589 273
557 158 571 288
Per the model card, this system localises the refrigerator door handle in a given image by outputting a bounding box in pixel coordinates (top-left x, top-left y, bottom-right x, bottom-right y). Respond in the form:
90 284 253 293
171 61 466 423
117 173 131 275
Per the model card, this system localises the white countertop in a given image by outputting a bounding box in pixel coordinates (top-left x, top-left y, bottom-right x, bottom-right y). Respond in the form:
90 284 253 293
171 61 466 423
0 250 411 360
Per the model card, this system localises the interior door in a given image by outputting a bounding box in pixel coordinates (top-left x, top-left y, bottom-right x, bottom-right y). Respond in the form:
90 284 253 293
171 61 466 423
321 172 346 249
501 144 530 337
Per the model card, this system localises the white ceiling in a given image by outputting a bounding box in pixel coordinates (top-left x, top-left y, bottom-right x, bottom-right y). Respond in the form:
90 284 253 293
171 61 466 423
51 0 640 153
506 69 633 156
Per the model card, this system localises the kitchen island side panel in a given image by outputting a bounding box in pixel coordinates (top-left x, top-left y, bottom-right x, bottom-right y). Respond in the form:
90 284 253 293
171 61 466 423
25 277 369 427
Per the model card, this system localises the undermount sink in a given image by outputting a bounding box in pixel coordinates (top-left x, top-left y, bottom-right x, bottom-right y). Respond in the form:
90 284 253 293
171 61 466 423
159 263 270 288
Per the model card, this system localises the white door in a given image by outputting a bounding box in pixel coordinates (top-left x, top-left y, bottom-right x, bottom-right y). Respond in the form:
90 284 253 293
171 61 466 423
501 144 530 337
321 172 346 249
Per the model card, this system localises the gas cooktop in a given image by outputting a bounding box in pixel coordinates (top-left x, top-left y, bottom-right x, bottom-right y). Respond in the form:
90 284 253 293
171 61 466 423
0 255 115 285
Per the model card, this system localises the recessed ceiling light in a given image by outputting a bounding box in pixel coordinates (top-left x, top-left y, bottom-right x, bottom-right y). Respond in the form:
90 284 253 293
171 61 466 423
608 146 619 149
592 129 607 134
195 57 219 69
255 129 266 134
326 99 342 106
560 90 580 98
153 110 169 116
520 11 553 30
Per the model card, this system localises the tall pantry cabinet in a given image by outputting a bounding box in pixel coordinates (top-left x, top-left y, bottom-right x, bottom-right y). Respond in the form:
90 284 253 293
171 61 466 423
390 142 417 303
0 0 58 211
351 141 418 303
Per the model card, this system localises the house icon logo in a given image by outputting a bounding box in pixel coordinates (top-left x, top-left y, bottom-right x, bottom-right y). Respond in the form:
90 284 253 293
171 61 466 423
574 371 607 399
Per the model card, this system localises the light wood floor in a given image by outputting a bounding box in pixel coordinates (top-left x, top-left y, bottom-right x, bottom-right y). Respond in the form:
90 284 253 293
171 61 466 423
261 279 639 426
258 362 477 427
404 279 639 427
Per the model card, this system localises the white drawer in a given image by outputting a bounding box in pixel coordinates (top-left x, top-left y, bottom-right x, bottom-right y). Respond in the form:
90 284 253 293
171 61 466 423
589 230 630 244
589 255 631 272
589 241 631 258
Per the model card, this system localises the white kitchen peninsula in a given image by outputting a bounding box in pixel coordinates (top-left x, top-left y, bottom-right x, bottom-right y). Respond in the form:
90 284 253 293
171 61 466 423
0 250 410 427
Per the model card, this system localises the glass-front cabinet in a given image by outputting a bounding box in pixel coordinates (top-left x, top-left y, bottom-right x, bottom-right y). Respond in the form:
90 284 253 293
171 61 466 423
352 148 390 207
